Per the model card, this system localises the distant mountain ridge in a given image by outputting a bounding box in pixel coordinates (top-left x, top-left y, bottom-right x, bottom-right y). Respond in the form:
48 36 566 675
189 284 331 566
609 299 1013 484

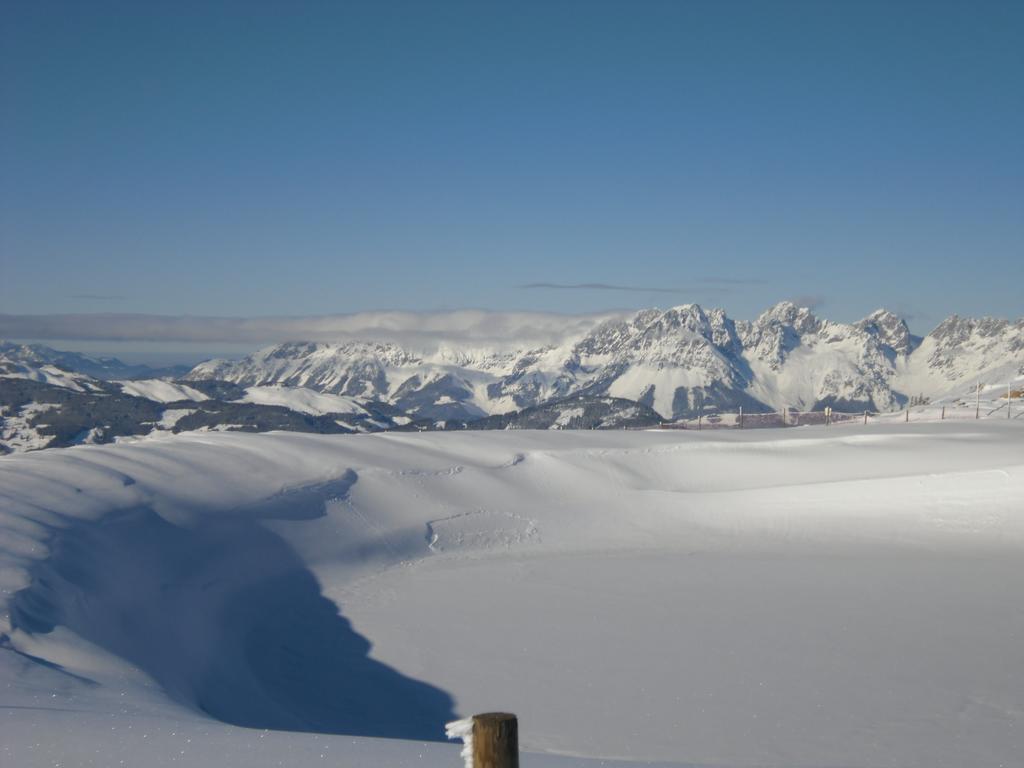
0 341 190 380
3 303 1022 455
186 302 1024 421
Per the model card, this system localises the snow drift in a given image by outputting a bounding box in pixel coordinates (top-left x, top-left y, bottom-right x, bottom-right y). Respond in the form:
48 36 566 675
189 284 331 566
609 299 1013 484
2 422 1024 767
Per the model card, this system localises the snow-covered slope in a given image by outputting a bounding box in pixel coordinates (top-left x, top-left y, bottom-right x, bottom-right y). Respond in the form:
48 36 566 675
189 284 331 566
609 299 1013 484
186 303 1024 420
0 372 399 455
2 423 1024 766
234 385 370 416
0 340 189 380
116 378 210 403
0 345 107 393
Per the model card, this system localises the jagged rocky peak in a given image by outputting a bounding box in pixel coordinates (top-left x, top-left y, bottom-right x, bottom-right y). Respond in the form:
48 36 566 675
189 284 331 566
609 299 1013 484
321 340 421 366
214 339 420 370
649 304 710 332
704 307 743 355
756 300 822 333
921 314 1024 376
570 304 738 373
263 341 327 360
929 314 970 344
572 309 663 356
930 314 1014 344
856 309 918 356
432 345 518 369
741 301 823 370
633 305 714 354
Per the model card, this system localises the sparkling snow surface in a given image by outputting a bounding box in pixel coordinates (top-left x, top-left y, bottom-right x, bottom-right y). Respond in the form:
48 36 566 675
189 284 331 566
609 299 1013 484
2 422 1023 767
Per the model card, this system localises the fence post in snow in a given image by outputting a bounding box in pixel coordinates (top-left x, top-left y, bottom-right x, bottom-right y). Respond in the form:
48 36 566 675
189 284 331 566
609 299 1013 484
447 713 519 768
905 408 909 423
942 406 945 420
738 406 743 428
976 382 981 420
863 410 868 426
1010 383 1013 420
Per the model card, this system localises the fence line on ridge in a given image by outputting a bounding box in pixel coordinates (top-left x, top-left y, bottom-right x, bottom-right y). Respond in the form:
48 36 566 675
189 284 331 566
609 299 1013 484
649 399 1022 431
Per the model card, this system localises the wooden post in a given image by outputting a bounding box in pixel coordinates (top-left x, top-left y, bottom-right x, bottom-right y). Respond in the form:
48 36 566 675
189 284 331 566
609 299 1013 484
941 406 945 420
447 713 519 768
738 406 743 429
976 382 981 420
697 411 702 431
473 713 518 768
905 408 909 423
1009 383 1013 420
863 410 868 425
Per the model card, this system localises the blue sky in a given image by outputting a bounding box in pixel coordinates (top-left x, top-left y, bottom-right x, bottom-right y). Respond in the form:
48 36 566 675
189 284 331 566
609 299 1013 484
2 0 1022 349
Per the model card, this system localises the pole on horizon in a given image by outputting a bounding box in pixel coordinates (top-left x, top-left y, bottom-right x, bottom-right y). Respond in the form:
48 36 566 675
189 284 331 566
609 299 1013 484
905 407 909 423
864 410 868 426
1009 382 1013 420
738 406 743 429
941 406 945 420
976 382 981 420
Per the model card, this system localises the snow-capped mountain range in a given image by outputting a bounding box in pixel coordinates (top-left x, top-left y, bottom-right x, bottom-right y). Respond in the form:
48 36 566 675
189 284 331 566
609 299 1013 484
187 302 1024 421
3 302 1022 454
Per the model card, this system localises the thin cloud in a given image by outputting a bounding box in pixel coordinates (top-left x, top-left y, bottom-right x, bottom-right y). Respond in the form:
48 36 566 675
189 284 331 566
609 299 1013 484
699 277 769 286
520 277 768 292
520 282 684 293
0 310 628 351
70 294 127 301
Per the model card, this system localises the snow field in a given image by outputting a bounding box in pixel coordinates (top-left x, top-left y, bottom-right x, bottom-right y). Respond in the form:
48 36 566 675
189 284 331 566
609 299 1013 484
1 421 1023 766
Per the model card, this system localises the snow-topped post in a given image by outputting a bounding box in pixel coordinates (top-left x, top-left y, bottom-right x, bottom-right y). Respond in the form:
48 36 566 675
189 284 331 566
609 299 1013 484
738 406 744 429
447 713 519 768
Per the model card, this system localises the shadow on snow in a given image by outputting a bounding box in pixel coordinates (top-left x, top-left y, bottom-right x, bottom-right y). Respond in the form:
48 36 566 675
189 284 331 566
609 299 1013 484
10 471 457 741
